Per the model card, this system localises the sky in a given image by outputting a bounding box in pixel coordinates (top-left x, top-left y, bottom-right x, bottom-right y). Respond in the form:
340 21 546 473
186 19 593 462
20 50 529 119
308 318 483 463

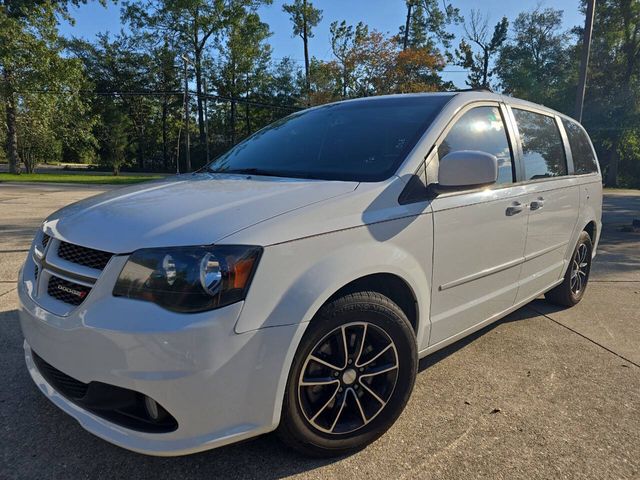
59 0 586 87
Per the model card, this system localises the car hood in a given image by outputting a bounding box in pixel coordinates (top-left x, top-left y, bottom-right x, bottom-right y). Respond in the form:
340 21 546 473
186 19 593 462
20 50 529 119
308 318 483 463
42 173 358 253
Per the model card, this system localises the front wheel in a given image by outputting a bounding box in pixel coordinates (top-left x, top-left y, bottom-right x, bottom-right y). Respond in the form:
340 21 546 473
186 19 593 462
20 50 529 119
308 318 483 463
545 231 593 307
277 291 417 457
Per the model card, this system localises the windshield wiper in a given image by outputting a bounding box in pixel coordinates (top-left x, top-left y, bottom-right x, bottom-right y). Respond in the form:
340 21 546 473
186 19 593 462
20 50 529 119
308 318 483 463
207 167 325 181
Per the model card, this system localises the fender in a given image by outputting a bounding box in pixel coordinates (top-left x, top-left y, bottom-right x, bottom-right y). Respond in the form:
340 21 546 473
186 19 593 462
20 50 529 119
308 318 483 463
234 213 434 351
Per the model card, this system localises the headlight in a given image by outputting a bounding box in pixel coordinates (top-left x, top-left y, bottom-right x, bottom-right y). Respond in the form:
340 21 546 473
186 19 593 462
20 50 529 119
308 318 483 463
113 245 262 313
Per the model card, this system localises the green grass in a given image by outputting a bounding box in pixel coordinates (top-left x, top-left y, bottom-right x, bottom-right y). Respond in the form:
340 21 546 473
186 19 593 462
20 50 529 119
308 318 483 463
0 173 164 185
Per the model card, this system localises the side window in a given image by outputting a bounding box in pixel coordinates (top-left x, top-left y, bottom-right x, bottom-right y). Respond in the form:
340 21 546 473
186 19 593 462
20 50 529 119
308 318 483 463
439 106 514 184
562 119 598 174
512 108 567 180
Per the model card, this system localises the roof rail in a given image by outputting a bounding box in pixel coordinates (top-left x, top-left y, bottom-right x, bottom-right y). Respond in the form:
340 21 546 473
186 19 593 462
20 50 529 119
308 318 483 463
451 87 494 93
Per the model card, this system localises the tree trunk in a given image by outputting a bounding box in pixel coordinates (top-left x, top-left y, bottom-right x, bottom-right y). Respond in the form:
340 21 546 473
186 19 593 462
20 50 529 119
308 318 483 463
482 48 490 88
342 67 348 98
3 69 20 174
162 96 169 171
403 3 412 50
137 133 144 170
303 0 311 103
22 147 35 174
230 63 237 144
245 99 250 136
606 147 619 187
135 115 145 170
245 74 251 136
194 49 206 145
230 99 236 145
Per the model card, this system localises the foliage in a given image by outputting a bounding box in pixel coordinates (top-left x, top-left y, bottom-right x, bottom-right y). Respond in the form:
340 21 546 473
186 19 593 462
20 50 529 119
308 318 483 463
495 7 576 110
329 20 369 98
399 0 463 55
579 0 640 186
213 4 272 145
283 0 322 40
0 0 638 187
455 11 508 88
282 0 322 100
0 0 98 173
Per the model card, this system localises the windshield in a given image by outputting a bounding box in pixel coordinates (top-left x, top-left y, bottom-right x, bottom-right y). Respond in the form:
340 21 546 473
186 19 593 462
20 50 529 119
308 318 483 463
206 95 451 182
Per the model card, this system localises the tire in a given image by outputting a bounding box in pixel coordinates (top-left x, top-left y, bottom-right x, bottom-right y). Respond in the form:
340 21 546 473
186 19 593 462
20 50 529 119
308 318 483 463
277 291 418 457
545 231 593 307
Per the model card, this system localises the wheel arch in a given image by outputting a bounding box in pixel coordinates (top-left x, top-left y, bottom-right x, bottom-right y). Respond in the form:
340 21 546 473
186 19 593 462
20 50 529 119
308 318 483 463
583 220 597 242
321 273 419 336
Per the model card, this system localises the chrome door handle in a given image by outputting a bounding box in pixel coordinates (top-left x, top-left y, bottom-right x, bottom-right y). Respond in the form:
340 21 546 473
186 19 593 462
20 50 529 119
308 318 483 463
530 197 544 211
506 202 523 216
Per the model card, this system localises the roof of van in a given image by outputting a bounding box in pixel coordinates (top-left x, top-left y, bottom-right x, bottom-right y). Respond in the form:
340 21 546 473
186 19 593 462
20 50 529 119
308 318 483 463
330 91 574 123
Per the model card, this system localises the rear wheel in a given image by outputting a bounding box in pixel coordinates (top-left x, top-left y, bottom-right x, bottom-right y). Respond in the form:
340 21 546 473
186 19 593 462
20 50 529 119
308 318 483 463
277 291 417 457
545 231 593 307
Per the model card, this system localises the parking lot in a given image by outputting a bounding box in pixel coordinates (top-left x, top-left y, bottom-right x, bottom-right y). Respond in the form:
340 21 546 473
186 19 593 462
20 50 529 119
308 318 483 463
1 183 638 479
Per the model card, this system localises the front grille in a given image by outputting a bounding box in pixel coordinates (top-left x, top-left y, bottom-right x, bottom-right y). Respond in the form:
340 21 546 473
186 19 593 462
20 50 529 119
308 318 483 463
41 233 51 249
57 241 112 270
34 265 39 281
32 351 89 400
47 276 91 306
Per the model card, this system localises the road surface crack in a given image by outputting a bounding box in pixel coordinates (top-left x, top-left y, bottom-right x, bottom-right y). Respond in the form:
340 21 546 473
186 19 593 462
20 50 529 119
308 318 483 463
530 305 640 369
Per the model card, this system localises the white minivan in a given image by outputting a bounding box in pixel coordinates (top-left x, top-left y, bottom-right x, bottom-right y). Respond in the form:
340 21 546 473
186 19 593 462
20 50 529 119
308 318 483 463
18 91 602 457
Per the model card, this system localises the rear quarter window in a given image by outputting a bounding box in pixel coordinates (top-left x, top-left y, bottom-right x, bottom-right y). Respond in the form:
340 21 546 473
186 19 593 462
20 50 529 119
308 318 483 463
562 119 599 174
513 108 567 180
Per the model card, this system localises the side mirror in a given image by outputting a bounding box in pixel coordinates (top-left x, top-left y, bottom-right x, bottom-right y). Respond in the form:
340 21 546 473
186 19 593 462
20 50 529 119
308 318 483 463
437 150 498 190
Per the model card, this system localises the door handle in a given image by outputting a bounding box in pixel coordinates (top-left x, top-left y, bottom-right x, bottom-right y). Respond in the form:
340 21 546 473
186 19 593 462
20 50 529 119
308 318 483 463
506 201 523 216
530 197 544 211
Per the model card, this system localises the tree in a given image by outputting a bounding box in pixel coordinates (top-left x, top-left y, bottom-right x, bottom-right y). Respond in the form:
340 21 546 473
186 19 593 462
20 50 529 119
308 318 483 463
269 57 303 107
392 45 449 93
494 7 574 109
456 11 508 88
350 30 448 96
124 0 221 147
282 0 322 102
152 41 182 171
124 0 271 148
213 4 271 145
67 33 177 172
351 30 398 96
98 102 130 175
0 0 99 173
329 20 369 98
307 58 342 105
582 0 640 186
399 0 463 55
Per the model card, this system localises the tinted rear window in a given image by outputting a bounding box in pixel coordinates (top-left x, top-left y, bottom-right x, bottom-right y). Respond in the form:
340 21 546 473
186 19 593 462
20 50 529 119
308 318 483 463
562 119 598 174
513 108 567 180
207 96 451 182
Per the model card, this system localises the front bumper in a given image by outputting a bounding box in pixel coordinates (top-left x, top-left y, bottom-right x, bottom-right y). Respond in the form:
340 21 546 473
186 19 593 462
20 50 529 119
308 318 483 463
18 265 305 456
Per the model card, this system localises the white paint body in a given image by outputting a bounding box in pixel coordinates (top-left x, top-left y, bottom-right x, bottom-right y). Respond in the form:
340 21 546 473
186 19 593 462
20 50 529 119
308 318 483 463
18 92 602 456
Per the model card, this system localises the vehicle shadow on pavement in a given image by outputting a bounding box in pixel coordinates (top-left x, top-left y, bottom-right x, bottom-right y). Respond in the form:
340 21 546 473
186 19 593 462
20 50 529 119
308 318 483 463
1 302 547 480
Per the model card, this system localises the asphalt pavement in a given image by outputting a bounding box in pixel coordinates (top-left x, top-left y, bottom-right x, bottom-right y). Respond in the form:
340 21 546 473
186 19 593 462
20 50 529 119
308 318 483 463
0 183 638 479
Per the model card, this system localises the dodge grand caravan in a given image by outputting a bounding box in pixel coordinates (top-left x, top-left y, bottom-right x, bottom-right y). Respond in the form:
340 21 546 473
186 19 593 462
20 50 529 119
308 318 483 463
18 91 602 457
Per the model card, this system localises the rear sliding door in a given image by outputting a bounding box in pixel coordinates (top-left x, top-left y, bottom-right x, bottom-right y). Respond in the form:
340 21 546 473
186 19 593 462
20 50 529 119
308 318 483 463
508 107 580 303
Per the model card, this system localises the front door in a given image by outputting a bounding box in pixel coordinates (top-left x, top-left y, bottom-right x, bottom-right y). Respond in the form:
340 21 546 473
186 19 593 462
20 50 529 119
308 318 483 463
429 103 528 347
